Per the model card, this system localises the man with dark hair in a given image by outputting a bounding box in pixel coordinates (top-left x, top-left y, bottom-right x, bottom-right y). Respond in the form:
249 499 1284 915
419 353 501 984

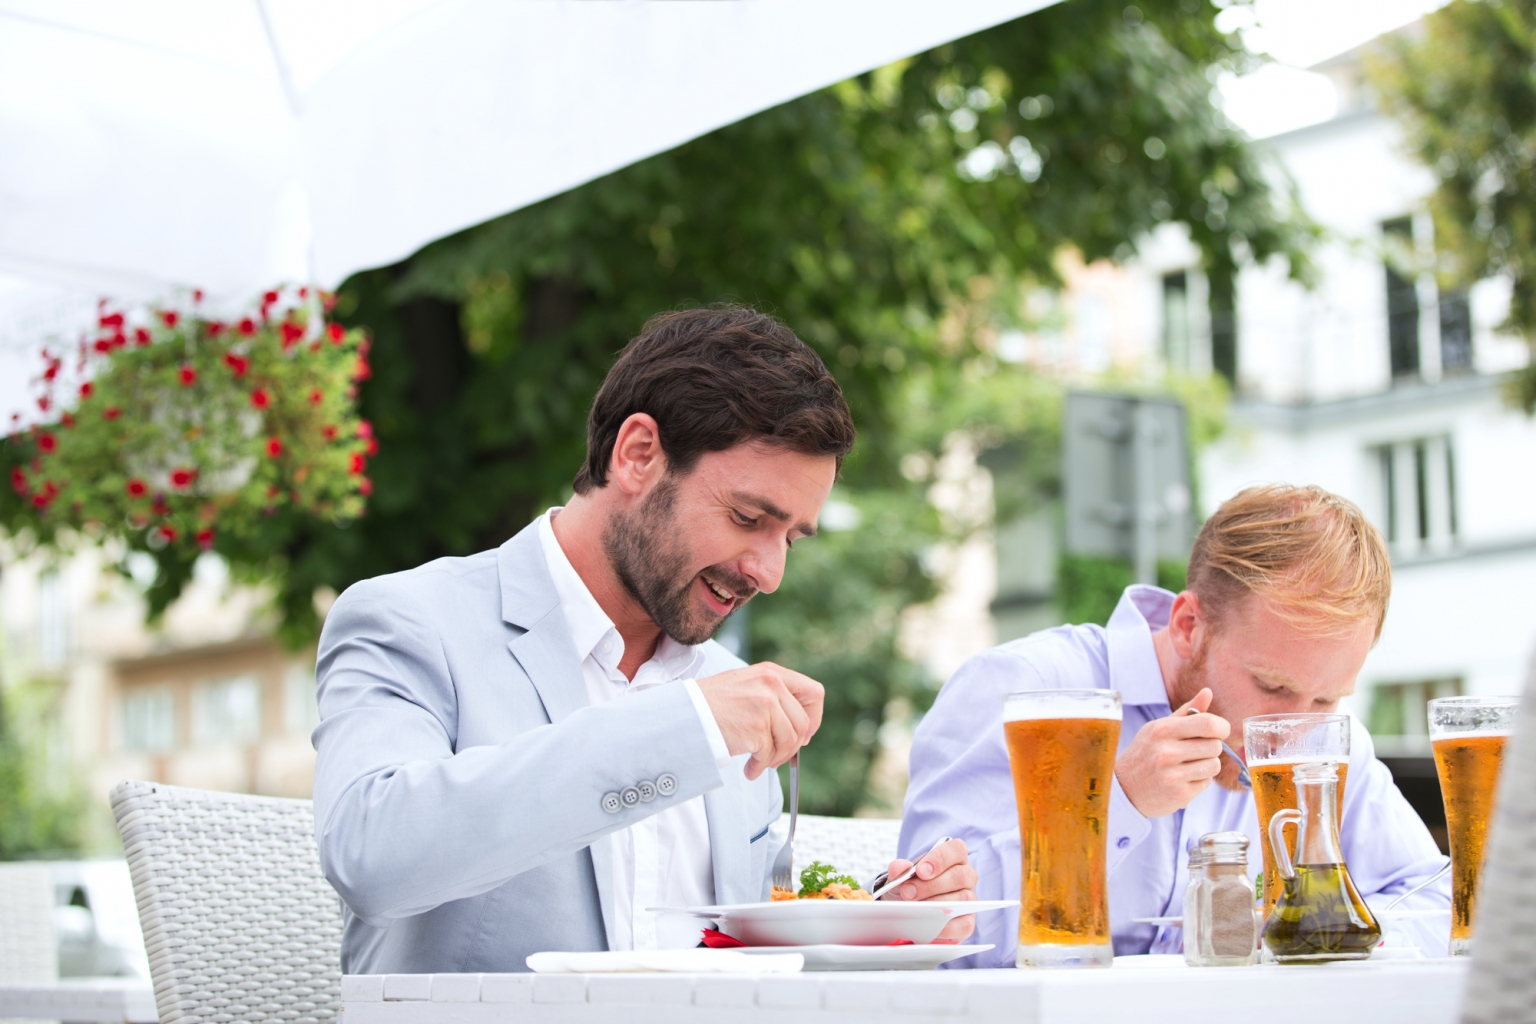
313 306 976 974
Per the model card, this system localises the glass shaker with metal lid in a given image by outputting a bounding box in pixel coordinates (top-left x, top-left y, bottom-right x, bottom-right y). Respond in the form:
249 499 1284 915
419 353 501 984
1183 831 1260 966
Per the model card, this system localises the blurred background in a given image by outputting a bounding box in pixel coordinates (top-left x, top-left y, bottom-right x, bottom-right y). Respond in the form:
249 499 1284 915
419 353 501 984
2 0 1535 982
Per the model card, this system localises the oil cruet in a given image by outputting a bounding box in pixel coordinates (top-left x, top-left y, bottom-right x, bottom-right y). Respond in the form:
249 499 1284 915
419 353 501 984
1262 759 1381 962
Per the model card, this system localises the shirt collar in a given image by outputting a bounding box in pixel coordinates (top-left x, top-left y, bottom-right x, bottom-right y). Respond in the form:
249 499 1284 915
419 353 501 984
536 508 705 680
1106 584 1176 708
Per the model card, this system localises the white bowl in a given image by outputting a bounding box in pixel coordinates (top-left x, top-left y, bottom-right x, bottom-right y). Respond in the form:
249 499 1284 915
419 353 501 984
649 899 1017 947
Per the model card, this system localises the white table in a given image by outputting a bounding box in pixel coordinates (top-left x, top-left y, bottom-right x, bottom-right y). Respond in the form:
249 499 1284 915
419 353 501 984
0 979 157 1023
338 956 1470 1024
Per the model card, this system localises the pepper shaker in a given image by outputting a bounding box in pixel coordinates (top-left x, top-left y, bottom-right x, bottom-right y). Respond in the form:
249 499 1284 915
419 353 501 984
1183 831 1259 966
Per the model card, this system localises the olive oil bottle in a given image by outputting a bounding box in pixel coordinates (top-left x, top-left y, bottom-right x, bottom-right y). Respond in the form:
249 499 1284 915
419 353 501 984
1262 760 1380 963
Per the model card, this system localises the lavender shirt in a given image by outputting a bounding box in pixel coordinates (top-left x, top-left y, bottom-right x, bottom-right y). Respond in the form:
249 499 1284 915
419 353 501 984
900 586 1452 964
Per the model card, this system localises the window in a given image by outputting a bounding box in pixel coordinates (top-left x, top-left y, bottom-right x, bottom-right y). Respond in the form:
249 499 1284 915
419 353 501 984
1378 435 1457 554
1162 271 1190 372
1438 288 1473 373
1367 679 1463 737
1383 218 1420 378
122 688 176 752
1209 272 1237 386
191 676 263 746
284 663 320 736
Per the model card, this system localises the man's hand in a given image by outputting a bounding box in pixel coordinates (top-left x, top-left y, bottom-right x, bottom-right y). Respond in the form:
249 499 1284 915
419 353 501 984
697 662 824 780
878 838 978 942
1115 687 1231 818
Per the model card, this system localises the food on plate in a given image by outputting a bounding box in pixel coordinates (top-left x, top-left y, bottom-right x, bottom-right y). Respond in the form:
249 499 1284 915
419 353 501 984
768 861 875 901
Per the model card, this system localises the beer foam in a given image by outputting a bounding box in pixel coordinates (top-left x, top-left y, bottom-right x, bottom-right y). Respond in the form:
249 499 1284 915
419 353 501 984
1430 729 1513 740
1247 752 1346 768
1004 691 1121 721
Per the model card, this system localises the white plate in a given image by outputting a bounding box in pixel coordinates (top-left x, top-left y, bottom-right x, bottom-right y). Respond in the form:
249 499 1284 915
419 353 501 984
738 943 994 971
649 900 1017 947
527 949 803 974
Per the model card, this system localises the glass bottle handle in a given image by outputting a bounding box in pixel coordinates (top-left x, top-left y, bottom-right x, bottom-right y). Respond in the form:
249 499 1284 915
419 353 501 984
1269 809 1302 880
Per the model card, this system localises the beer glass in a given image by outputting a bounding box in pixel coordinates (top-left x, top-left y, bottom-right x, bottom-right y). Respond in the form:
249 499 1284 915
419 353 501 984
1004 689 1122 967
1429 695 1518 956
1243 713 1351 919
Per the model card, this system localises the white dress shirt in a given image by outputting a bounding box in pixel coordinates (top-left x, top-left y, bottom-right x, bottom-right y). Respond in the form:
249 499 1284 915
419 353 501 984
537 508 734 950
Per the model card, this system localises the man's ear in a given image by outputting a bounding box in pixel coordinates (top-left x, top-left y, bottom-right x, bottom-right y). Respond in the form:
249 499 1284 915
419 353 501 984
608 413 667 496
1167 590 1203 660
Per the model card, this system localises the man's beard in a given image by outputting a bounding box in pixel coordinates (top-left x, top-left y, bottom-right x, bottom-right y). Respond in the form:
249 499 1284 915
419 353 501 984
1167 639 1247 793
602 475 756 646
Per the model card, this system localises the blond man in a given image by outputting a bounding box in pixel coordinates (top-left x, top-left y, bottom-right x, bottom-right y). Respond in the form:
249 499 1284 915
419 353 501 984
899 484 1451 963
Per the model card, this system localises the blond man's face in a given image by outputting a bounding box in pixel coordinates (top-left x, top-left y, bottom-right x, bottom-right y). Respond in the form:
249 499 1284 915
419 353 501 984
1169 592 1378 758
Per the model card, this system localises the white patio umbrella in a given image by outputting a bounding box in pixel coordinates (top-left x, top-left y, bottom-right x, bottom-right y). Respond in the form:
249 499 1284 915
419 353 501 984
0 0 1054 421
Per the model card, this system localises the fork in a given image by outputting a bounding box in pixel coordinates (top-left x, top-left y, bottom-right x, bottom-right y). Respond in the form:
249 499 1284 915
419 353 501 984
770 752 799 894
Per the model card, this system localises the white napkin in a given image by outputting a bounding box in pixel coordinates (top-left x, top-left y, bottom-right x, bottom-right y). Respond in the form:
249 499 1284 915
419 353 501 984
526 949 803 974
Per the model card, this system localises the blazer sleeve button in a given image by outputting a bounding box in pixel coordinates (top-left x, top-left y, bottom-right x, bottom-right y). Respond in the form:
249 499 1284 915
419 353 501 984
601 792 622 814
656 773 678 796
620 787 641 807
637 780 657 802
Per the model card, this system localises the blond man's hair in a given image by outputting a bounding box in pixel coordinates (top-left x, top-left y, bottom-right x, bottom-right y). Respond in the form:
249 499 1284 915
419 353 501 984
1187 484 1392 640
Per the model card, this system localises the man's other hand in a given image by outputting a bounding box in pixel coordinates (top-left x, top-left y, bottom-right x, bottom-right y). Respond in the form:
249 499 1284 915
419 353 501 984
1115 687 1231 818
878 838 977 942
697 662 824 780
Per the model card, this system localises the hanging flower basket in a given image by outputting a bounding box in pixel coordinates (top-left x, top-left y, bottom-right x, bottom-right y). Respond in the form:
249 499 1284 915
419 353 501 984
2 287 371 557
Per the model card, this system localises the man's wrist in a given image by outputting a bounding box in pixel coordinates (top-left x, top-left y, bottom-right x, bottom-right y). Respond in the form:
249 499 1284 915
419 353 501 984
682 678 734 769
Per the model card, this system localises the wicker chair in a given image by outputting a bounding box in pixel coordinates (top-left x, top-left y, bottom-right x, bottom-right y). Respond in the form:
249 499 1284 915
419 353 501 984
110 781 342 1024
791 813 904 888
1460 682 1536 1024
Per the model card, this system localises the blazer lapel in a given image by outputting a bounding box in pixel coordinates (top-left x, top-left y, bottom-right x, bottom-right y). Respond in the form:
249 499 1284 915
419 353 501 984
496 522 617 944
498 524 588 725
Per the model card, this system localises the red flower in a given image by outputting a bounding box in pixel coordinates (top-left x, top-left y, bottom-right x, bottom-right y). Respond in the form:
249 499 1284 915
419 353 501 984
266 437 283 459
32 481 58 508
365 437 378 456
309 388 323 405
159 310 179 328
280 321 304 349
37 396 50 412
61 413 75 429
170 467 197 489
263 290 279 306
98 312 124 329
43 363 59 382
196 528 215 551
134 327 151 346
10 467 27 494
250 388 271 410
126 478 147 497
179 365 197 386
237 318 256 336
193 289 204 303
93 338 113 353
267 485 281 498
349 452 365 475
224 353 250 377
357 419 373 439
327 322 346 344
158 525 178 542
152 496 170 516
359 476 373 497
207 320 226 337
322 425 337 440
353 356 372 381
103 406 121 420
37 432 57 454
79 381 94 399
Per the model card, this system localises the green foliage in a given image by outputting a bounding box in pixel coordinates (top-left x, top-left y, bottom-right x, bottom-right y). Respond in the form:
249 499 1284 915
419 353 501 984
1367 0 1536 408
1057 555 1190 627
0 684 85 859
0 292 371 636
797 859 864 897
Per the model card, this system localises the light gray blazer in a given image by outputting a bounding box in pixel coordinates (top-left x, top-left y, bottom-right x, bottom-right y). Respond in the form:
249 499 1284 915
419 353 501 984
312 521 785 974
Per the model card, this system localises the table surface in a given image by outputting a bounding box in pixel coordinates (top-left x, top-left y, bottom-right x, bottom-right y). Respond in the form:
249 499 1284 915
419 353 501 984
339 956 1471 1024
0 978 158 1024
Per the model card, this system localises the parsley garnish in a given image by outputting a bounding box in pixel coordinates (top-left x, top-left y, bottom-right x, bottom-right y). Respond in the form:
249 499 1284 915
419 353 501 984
797 860 862 898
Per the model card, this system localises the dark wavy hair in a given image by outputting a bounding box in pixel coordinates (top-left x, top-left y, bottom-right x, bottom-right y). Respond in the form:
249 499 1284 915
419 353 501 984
573 306 855 493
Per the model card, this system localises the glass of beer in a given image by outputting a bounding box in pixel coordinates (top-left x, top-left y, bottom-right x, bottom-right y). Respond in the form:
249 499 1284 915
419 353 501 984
1004 689 1122 968
1429 696 1518 956
1244 713 1351 920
